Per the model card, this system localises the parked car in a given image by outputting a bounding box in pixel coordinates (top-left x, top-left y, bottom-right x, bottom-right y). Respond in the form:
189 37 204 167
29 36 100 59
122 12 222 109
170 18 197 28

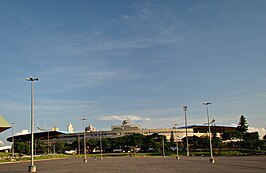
65 150 77 155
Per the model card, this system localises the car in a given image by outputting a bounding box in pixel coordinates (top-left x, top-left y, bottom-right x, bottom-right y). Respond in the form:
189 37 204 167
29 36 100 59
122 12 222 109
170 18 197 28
65 150 77 155
169 147 178 151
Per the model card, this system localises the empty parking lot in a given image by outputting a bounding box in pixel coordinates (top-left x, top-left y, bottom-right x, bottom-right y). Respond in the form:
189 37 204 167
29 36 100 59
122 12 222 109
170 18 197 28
0 156 265 173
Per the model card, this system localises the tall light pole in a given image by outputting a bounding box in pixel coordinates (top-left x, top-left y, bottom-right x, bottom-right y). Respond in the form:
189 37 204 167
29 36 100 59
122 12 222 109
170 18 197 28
11 122 15 161
47 131 50 154
183 106 189 156
81 117 87 162
78 134 80 155
100 130 103 160
174 124 179 160
26 77 39 172
203 102 215 163
161 134 165 158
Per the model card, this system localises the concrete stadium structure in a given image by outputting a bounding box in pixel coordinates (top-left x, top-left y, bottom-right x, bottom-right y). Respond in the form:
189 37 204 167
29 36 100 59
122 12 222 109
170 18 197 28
7 120 236 145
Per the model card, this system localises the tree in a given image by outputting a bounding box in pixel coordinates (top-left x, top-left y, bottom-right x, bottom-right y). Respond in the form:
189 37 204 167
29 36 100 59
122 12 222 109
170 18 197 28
102 138 112 148
87 138 98 148
130 133 145 147
182 135 210 149
36 139 48 154
236 115 249 139
212 137 224 148
14 142 30 155
102 138 112 152
69 139 79 150
242 132 260 150
141 133 163 152
142 134 157 152
55 140 67 153
222 131 240 140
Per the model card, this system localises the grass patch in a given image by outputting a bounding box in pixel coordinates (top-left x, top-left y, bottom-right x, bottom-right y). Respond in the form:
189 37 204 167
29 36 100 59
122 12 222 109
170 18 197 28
0 153 82 163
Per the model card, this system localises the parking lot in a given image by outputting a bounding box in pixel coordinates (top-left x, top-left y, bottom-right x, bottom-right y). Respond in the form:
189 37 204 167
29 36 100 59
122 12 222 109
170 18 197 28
0 156 265 173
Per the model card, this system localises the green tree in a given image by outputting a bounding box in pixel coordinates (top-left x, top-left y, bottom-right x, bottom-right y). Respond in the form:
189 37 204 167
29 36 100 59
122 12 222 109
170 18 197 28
236 115 249 140
184 136 209 149
55 140 67 153
222 131 240 140
242 132 260 150
111 137 124 149
102 138 112 148
87 138 98 148
142 134 156 151
101 138 113 152
212 137 224 148
69 139 79 150
126 133 144 147
141 133 163 152
36 139 48 154
84 138 98 152
14 142 30 155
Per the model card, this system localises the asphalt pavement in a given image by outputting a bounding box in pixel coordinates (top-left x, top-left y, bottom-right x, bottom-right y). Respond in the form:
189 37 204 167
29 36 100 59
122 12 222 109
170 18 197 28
0 156 265 173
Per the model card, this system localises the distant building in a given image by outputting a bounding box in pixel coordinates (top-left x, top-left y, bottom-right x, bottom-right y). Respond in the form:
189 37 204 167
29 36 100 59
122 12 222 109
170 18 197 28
51 126 59 131
57 122 236 143
86 124 96 132
7 120 237 145
111 119 140 131
67 123 74 133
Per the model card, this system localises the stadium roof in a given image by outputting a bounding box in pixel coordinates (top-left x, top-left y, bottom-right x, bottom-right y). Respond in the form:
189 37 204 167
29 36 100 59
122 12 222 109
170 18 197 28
177 124 237 129
6 130 68 142
0 114 11 133
176 124 237 132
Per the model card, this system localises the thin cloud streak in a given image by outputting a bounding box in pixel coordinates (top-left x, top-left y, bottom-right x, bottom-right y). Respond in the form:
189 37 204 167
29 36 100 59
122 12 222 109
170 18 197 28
100 115 150 121
38 65 147 94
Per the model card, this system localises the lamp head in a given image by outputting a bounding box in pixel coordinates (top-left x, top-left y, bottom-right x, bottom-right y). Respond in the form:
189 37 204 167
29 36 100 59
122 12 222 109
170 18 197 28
81 117 87 121
203 102 211 105
26 77 39 81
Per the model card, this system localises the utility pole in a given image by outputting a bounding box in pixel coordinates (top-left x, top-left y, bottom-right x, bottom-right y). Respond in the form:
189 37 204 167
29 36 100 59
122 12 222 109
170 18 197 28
203 102 215 163
183 106 189 156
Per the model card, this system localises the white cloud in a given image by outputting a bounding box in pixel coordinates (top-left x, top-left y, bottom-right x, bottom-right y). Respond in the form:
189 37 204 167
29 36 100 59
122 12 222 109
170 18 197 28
230 123 237 127
82 36 180 51
248 127 266 139
16 129 29 135
100 115 150 121
122 14 135 20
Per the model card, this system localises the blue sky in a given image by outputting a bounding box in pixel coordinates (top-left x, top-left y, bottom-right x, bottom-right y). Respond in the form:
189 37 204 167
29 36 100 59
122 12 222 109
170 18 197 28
1 0 266 142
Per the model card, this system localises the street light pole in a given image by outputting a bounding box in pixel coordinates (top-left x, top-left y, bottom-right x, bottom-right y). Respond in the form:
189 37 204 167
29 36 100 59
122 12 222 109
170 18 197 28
100 130 103 160
174 125 179 160
78 134 80 155
11 122 15 161
26 77 39 172
81 117 87 162
176 136 179 159
183 106 189 156
47 131 50 154
203 102 215 163
162 135 165 158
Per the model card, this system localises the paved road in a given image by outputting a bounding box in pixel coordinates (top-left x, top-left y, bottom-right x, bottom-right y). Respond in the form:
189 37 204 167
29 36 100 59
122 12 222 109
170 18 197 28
0 156 265 173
